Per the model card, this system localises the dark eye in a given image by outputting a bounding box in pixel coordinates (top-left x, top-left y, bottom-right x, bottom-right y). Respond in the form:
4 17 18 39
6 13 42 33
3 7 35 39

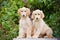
35 14 37 15
38 14 40 15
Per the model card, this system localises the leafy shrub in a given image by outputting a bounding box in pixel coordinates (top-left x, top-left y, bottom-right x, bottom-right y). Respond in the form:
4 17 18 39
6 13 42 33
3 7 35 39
0 0 24 40
0 0 60 40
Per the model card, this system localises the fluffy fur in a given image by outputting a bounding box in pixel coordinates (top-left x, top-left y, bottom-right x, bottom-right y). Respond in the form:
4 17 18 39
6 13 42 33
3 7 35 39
17 7 32 38
31 9 53 38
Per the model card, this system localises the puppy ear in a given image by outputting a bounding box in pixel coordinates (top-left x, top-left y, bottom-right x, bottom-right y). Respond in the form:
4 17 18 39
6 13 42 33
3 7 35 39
40 11 44 19
31 11 34 20
17 8 20 16
26 8 30 16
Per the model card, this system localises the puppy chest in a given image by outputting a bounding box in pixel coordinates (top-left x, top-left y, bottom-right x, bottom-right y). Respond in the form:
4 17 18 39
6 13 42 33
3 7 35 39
34 22 42 27
20 20 29 28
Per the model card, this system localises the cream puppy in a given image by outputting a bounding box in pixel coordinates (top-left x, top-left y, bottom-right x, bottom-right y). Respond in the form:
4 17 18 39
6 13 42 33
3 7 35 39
31 9 53 38
17 7 32 38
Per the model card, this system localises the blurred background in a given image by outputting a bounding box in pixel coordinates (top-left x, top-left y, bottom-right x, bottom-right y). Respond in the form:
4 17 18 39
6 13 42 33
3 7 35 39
0 0 60 40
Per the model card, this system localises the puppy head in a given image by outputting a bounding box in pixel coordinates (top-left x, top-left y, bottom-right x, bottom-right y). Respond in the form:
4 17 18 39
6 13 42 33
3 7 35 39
31 9 44 21
18 7 30 18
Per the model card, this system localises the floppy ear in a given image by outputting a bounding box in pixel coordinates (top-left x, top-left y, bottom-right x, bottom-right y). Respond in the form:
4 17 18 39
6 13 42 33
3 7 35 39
26 8 30 16
31 11 34 20
17 8 20 16
40 11 44 19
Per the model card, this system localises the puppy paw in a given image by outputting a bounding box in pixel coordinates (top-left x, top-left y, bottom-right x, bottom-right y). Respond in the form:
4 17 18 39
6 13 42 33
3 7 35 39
44 36 48 38
32 36 38 38
17 36 25 38
17 36 21 39
27 36 32 38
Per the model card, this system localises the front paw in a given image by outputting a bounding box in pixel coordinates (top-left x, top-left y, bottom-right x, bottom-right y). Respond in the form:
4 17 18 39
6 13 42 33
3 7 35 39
17 36 24 38
44 36 48 38
32 36 38 38
17 36 21 39
27 36 32 38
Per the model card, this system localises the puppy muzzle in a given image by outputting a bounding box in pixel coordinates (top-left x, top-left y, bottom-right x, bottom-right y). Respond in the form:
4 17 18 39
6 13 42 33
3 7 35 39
22 14 26 17
35 18 39 22
36 18 38 20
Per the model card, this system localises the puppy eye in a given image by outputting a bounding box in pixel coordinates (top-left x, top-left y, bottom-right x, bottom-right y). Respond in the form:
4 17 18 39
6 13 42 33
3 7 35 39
35 14 37 15
38 14 40 15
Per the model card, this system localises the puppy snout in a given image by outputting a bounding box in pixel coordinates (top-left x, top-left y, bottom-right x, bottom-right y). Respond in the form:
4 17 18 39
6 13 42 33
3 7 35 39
36 18 38 19
23 15 25 17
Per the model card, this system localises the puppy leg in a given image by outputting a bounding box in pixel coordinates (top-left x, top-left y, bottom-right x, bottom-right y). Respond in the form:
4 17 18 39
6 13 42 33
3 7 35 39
32 29 41 38
18 28 25 38
44 34 53 38
46 34 53 38
45 30 53 38
31 27 35 36
27 27 32 38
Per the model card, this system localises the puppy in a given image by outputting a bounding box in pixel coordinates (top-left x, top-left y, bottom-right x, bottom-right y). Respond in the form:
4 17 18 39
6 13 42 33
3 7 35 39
31 9 53 38
17 7 32 38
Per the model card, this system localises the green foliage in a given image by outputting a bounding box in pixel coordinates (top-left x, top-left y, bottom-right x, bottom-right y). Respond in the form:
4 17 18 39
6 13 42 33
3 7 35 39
0 0 60 40
0 0 24 40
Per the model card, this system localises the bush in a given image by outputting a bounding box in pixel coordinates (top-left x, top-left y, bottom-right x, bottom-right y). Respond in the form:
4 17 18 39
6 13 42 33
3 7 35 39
0 0 60 40
0 0 24 40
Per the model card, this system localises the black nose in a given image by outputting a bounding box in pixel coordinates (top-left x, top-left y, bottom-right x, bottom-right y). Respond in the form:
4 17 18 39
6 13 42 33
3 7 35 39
36 18 38 19
23 15 25 17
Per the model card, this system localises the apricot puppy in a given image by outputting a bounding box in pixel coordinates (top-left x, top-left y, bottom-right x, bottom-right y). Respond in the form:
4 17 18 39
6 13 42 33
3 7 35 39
18 7 32 38
31 9 53 38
